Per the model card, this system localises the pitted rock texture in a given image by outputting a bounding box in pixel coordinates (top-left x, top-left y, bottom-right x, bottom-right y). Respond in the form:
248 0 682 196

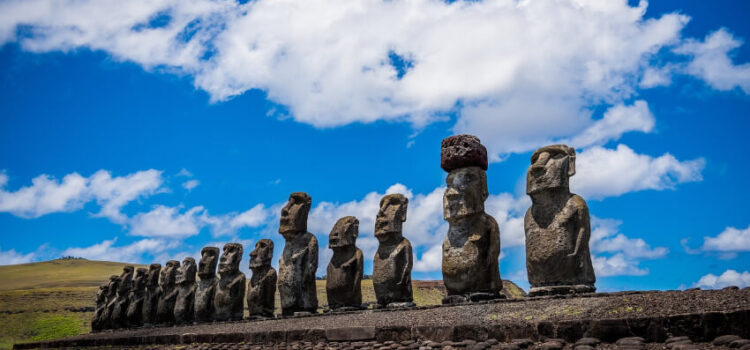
373 194 413 307
247 239 277 318
441 134 488 172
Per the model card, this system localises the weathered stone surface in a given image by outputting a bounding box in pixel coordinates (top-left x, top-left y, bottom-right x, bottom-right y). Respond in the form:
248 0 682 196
278 192 319 316
195 247 219 323
214 243 246 321
325 327 377 341
110 266 134 329
441 136 502 302
91 283 108 331
141 263 161 326
247 239 277 318
327 216 364 310
156 260 180 324
125 267 147 327
174 257 197 324
525 145 595 296
441 134 488 172
100 274 120 329
373 194 413 308
714 335 742 345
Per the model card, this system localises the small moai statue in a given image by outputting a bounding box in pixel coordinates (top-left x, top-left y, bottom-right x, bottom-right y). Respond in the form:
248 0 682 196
194 246 219 323
278 192 319 316
101 275 120 329
156 260 180 324
440 134 503 304
125 267 147 328
110 266 134 329
373 194 414 308
141 263 161 326
246 239 277 319
91 284 109 332
213 243 246 321
174 257 197 324
326 216 364 311
525 145 596 296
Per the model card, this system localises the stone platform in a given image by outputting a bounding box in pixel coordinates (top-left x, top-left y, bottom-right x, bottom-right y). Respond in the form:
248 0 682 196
14 288 750 349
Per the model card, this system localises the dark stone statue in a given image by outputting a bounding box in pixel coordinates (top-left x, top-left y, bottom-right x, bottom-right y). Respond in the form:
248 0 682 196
195 246 219 323
110 266 134 329
214 243 246 321
92 284 108 331
101 275 120 329
174 257 197 324
125 267 147 328
440 135 503 303
156 260 179 324
141 263 161 326
278 192 319 316
247 239 277 319
525 144 596 296
326 216 364 311
373 193 414 308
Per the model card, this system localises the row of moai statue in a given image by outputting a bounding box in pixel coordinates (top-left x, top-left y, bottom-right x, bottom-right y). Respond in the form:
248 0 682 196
92 135 595 331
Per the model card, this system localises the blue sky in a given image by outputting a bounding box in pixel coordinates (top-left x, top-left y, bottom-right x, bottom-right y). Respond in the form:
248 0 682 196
1 0 749 292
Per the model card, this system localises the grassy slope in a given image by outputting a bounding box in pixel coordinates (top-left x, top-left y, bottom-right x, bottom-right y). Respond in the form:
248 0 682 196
0 259 525 349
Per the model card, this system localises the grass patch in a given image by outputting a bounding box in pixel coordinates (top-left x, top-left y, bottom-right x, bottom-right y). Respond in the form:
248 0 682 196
27 315 82 341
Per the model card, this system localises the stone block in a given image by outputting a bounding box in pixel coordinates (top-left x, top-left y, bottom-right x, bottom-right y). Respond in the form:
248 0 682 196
325 326 377 341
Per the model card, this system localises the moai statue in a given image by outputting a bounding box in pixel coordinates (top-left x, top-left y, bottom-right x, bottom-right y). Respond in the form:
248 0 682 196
156 260 180 324
373 194 414 308
101 275 120 329
278 192 319 316
91 284 109 332
525 145 595 296
441 135 503 304
326 216 364 311
195 247 219 323
110 266 134 329
125 267 147 328
174 257 197 324
141 263 161 326
213 243 246 321
246 239 277 319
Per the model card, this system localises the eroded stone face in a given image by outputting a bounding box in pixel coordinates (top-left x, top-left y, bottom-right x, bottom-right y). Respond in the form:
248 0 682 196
92 284 109 331
110 266 133 329
156 260 179 324
326 217 363 310
126 267 147 327
101 275 120 329
440 135 502 303
174 257 197 324
373 194 413 307
195 247 219 323
247 239 277 318
214 243 246 321
524 145 595 296
278 192 318 316
141 263 161 325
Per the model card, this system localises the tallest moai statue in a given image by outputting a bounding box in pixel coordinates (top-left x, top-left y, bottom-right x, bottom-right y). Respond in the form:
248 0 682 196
278 192 319 316
524 145 595 296
440 135 503 304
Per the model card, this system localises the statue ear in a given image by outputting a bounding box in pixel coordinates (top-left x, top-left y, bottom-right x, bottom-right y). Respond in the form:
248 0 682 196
400 197 408 222
567 149 576 177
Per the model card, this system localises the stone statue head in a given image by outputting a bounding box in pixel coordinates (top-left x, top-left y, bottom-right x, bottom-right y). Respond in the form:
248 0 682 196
133 268 147 291
375 194 408 241
219 243 243 276
279 192 312 239
107 275 120 297
117 266 134 295
443 166 488 222
249 239 274 269
526 144 576 195
96 284 108 303
329 216 359 250
176 257 197 284
198 246 219 279
146 263 161 288
161 260 180 287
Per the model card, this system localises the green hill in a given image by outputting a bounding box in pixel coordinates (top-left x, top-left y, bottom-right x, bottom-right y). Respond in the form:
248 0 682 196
0 259 148 291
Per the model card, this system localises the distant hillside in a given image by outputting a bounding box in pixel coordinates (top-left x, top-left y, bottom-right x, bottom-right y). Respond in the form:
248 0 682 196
0 259 148 291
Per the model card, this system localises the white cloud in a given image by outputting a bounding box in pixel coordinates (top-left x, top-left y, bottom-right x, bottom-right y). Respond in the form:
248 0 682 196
692 269 750 289
182 179 200 191
676 29 750 94
0 0 719 157
207 204 272 237
0 169 164 221
639 65 673 88
129 205 206 238
593 253 648 277
0 246 36 265
564 100 654 149
571 144 705 199
700 225 750 253
414 244 442 272
589 217 667 277
61 237 180 264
